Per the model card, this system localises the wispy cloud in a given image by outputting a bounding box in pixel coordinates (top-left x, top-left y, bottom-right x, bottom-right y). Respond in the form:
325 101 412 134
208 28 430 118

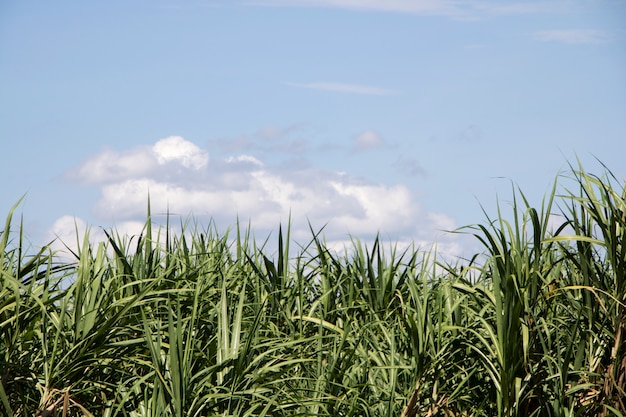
155 2 221 10
252 0 462 16
250 0 566 19
470 2 563 15
394 156 428 178
532 29 610 44
212 124 310 154
285 81 399 95
256 124 306 141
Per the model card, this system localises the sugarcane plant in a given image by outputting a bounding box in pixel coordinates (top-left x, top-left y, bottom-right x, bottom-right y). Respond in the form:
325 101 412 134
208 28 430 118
0 160 624 416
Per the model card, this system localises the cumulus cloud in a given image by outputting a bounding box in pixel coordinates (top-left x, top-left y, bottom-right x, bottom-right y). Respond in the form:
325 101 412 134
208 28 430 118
329 181 414 234
48 216 91 254
68 147 156 184
56 135 467 259
152 136 209 169
68 136 209 184
47 215 149 261
532 29 610 44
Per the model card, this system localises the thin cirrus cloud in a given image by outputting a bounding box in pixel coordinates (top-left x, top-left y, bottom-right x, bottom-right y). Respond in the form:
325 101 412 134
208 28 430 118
394 156 428 178
250 0 565 18
258 0 460 15
212 124 311 154
532 29 611 44
284 81 399 96
57 135 462 255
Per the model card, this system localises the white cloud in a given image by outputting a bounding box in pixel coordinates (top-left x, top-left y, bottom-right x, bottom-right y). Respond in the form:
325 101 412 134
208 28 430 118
48 216 90 253
58 135 468 259
251 0 566 18
471 2 562 15
285 81 399 95
532 29 610 44
95 178 261 220
253 0 463 16
69 147 156 184
47 214 154 262
69 136 209 184
225 154 264 167
47 215 108 262
152 136 209 169
353 131 385 151
329 181 415 234
92 173 417 238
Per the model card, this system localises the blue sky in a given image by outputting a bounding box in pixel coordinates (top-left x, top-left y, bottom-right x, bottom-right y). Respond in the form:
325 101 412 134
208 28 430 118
1 0 625 258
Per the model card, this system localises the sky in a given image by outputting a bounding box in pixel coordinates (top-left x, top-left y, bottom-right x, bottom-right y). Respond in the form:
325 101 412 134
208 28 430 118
1 0 625 259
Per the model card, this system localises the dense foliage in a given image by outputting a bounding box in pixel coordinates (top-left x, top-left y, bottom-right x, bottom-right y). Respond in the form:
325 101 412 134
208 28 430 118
1 162 624 416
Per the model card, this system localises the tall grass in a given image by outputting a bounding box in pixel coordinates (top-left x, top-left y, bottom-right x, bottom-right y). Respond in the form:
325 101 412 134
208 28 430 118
0 161 624 416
